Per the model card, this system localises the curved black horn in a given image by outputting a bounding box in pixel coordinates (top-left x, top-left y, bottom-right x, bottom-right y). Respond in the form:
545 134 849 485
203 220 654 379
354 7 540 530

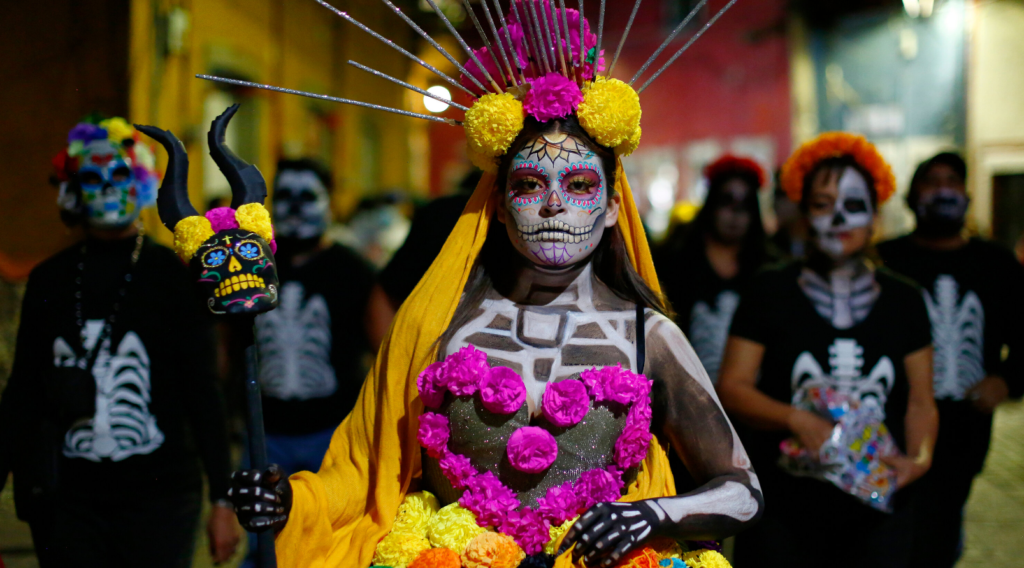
135 124 197 231
208 104 268 209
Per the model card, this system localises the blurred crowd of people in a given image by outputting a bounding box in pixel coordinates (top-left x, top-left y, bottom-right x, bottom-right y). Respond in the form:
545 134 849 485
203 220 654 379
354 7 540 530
0 115 1022 568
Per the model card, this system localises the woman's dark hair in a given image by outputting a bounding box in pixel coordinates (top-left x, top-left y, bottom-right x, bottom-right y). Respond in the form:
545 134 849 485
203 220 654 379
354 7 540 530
800 156 878 211
906 151 966 208
440 116 666 353
677 166 767 277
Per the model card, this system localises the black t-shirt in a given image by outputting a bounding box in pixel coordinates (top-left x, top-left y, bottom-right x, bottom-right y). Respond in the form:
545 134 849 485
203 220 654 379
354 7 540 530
255 244 375 435
728 262 931 513
878 236 1024 475
0 236 230 511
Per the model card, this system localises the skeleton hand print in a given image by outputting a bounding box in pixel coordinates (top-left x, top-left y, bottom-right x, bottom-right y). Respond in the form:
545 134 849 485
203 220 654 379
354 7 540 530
558 501 662 566
228 464 293 532
500 130 619 267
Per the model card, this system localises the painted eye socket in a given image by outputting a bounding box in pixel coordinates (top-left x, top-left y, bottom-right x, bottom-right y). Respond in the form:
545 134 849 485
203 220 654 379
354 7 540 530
111 166 132 184
235 240 264 260
79 170 103 186
559 163 603 207
843 199 868 213
508 161 548 206
202 247 229 268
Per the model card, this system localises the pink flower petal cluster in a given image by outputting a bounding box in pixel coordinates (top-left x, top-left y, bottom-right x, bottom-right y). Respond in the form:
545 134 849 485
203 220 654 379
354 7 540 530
499 509 551 555
506 427 558 474
417 412 450 459
535 481 584 523
575 467 624 510
205 207 239 232
614 423 652 469
479 366 527 414
581 364 650 406
445 345 490 397
626 394 652 428
541 379 590 427
416 361 448 409
524 73 583 122
439 449 477 489
459 471 521 527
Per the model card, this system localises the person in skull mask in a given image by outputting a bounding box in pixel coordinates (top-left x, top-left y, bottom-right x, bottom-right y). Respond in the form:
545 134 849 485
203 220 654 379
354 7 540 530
0 118 238 567
717 133 939 568
877 152 1024 568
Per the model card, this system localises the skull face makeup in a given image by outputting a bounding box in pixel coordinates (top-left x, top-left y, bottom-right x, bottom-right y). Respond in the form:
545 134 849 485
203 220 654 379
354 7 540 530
808 167 874 260
711 178 753 245
273 168 330 240
77 139 140 228
502 130 617 268
193 228 279 315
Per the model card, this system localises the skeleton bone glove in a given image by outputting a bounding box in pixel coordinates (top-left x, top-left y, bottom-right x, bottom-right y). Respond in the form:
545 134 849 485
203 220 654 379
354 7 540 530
557 501 663 566
228 464 292 533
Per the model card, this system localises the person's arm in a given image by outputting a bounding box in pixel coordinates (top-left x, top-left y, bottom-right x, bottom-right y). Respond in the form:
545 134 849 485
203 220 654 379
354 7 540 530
559 315 763 566
882 346 938 489
365 284 395 354
717 336 834 452
968 255 1024 410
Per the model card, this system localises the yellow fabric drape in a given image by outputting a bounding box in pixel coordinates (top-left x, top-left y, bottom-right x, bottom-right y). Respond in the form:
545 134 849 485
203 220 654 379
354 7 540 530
274 161 674 568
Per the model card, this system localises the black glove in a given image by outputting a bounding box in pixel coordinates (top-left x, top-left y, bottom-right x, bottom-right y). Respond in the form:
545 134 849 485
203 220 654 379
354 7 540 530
228 464 292 533
557 501 663 566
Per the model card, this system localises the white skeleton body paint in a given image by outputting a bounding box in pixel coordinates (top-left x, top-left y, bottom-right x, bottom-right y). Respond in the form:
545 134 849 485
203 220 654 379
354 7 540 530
689 291 741 383
925 275 985 400
798 264 880 330
791 338 896 408
256 282 337 401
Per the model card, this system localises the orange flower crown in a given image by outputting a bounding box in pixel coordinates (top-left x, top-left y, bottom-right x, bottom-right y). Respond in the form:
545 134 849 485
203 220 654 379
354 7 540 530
780 132 896 205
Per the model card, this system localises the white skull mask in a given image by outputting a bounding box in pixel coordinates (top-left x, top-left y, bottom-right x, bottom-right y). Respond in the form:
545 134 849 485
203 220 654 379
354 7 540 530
273 169 330 240
810 166 874 260
503 131 612 267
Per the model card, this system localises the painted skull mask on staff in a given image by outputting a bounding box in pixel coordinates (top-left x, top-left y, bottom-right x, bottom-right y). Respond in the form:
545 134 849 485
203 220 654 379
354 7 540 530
137 104 280 316
498 122 620 268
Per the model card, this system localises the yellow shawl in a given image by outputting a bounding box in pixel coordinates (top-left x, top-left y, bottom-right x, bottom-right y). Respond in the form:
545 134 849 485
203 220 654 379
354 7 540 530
275 161 676 567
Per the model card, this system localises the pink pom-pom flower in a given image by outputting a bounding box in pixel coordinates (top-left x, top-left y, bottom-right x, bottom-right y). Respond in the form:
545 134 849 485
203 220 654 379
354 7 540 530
581 364 648 406
205 207 239 233
507 426 558 474
575 467 624 509
524 73 584 122
499 508 551 555
445 345 490 397
417 361 448 409
535 480 584 523
417 412 450 459
614 423 652 470
459 471 521 527
542 379 590 427
479 366 527 414
439 449 478 489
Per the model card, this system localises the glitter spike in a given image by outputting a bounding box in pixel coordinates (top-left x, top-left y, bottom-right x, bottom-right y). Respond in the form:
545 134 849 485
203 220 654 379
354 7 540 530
348 61 469 112
423 0 503 93
607 0 643 79
630 0 709 86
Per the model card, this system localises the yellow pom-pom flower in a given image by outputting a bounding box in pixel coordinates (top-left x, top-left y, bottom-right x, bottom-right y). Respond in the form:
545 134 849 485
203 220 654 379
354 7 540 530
428 503 488 553
372 532 432 568
99 117 135 144
682 550 732 568
464 92 524 170
235 203 274 243
577 77 641 151
544 518 576 555
615 126 642 157
392 491 441 537
461 532 525 568
173 216 215 261
409 547 461 568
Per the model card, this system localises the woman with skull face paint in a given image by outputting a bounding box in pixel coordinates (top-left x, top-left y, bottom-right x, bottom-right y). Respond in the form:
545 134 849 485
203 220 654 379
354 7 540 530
718 133 939 568
0 119 238 566
877 152 1024 568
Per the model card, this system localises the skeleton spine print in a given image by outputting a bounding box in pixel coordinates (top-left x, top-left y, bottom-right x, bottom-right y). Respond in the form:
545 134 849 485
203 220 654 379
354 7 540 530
924 275 984 400
255 282 337 401
57 321 164 462
688 291 741 384
791 338 895 409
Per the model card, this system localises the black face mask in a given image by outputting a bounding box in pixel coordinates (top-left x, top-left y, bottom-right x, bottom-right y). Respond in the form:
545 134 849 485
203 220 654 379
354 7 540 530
914 187 969 238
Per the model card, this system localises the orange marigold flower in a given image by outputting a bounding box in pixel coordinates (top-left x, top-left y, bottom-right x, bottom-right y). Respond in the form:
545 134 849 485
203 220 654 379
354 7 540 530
780 132 896 205
409 547 461 568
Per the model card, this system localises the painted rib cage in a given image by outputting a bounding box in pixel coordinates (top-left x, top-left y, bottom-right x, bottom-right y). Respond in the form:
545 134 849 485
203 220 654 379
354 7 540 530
925 275 985 400
688 290 740 384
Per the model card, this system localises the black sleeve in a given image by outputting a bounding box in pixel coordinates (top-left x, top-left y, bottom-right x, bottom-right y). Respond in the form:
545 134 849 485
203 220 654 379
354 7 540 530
998 256 1024 399
899 281 933 357
163 260 232 502
728 270 777 346
0 273 48 488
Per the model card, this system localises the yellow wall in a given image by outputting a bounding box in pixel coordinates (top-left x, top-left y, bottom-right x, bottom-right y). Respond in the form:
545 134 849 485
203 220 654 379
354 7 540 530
967 0 1024 236
129 0 422 245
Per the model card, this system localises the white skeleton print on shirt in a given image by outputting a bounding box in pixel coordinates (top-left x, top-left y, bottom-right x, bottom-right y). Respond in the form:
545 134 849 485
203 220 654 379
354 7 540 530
791 338 895 409
924 275 985 400
689 291 741 384
56 320 164 462
256 282 337 401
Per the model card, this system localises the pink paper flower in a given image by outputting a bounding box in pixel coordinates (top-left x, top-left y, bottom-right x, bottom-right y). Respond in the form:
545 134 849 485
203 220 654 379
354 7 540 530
542 379 590 427
461 46 504 97
459 471 521 527
524 73 583 122
417 412 450 459
499 508 551 555
479 366 527 414
581 364 648 406
417 361 448 409
535 481 584 523
575 467 624 509
626 394 652 429
614 423 652 470
444 345 490 397
506 426 558 474
205 207 239 233
439 449 478 489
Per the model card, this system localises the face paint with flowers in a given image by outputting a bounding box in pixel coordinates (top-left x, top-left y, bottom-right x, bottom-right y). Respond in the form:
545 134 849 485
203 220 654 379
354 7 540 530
77 139 140 228
504 131 610 267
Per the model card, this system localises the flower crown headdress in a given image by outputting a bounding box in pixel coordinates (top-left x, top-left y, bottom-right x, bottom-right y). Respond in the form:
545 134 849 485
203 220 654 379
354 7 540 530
780 132 896 205
197 0 739 173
